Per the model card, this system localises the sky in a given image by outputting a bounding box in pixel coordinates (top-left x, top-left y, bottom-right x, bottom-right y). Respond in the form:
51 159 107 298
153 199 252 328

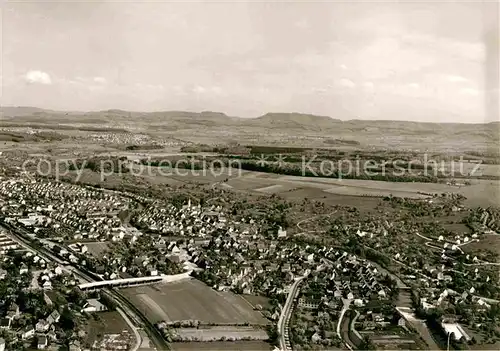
1 0 499 123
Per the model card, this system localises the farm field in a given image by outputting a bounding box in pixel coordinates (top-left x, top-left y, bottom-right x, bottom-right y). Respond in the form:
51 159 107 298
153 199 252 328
219 171 498 207
174 326 268 341
323 185 428 199
61 168 183 187
131 164 242 182
461 234 500 258
454 180 500 207
282 187 383 212
171 340 273 350
255 184 289 193
47 160 500 208
441 161 500 177
435 213 471 234
220 182 234 189
247 173 499 207
241 295 271 310
121 278 268 325
226 177 270 191
279 174 450 191
104 150 219 159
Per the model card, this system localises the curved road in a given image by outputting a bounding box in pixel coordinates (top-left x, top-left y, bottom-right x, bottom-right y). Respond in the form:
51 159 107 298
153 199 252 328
295 210 337 236
277 276 306 351
336 298 353 350
415 232 500 267
117 307 142 351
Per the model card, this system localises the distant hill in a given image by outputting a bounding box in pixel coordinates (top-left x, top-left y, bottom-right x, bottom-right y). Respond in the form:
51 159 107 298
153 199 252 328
0 106 496 140
250 112 342 131
0 107 239 128
0 106 58 117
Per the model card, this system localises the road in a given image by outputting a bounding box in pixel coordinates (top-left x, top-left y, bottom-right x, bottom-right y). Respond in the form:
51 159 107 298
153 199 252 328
368 260 408 289
117 307 142 351
1 221 169 350
277 276 306 351
416 230 495 254
340 309 360 351
295 210 337 236
337 298 353 350
414 229 500 280
396 307 441 350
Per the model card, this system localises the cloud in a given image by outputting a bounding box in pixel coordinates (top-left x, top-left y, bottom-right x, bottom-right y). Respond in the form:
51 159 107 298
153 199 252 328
403 33 486 62
172 85 186 95
460 88 480 96
408 83 420 89
192 85 206 94
135 83 164 91
210 86 223 95
310 87 328 93
339 78 355 88
447 75 469 83
93 77 107 84
24 70 52 85
295 19 309 29
363 82 374 89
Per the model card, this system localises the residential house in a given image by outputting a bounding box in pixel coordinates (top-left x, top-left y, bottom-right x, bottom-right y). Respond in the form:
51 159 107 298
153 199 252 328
372 313 384 322
20 325 35 340
42 280 52 290
36 319 50 332
281 263 291 272
47 310 60 325
81 299 108 313
0 318 11 330
7 302 20 320
298 298 320 310
19 264 29 274
277 227 287 239
69 341 81 351
37 336 48 350
47 330 57 342
311 332 322 343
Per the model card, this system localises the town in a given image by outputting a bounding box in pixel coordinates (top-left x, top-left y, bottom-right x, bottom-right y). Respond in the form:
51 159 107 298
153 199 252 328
0 163 499 350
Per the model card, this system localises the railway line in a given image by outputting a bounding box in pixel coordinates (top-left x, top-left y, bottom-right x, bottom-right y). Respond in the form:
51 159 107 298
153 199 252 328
1 220 170 350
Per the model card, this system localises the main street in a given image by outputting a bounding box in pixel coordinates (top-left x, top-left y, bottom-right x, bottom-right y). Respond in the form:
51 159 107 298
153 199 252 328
277 276 306 351
337 298 353 350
